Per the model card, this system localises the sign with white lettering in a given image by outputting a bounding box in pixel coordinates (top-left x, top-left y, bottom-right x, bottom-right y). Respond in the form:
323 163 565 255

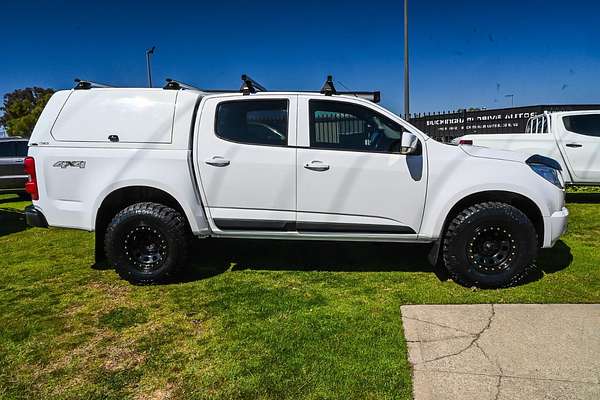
410 104 600 142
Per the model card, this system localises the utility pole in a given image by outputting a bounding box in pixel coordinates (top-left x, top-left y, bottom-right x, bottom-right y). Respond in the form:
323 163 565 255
146 46 156 88
404 0 410 119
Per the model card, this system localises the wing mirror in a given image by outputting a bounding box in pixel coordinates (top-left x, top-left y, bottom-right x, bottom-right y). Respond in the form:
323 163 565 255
399 132 419 155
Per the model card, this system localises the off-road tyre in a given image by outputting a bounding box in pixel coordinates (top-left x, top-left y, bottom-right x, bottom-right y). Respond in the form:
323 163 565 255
442 202 538 288
105 202 189 284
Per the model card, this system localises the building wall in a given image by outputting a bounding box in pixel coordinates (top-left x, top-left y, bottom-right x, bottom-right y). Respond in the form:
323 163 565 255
409 104 600 142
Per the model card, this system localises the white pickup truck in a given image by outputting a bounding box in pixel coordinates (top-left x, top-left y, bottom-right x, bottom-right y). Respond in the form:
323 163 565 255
453 111 600 185
23 76 568 288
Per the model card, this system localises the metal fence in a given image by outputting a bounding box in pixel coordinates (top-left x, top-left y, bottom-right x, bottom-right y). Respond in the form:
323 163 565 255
313 114 366 145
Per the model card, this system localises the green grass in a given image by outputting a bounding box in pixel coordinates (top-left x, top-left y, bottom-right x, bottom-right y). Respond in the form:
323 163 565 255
1 192 599 399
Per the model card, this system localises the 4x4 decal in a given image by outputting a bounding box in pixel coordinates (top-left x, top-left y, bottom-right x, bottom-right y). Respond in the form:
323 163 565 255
52 161 86 169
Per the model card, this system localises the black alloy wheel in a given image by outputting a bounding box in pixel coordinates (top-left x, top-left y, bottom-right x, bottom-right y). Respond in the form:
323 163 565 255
123 224 169 272
467 225 517 274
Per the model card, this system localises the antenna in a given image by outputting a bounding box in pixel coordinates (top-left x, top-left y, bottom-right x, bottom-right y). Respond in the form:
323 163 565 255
240 74 267 95
320 75 337 96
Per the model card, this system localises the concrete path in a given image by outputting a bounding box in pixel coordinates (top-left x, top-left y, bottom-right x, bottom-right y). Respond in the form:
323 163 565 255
401 304 600 400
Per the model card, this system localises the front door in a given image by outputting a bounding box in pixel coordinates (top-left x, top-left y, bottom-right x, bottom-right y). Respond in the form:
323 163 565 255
296 97 427 235
196 95 297 231
558 113 600 183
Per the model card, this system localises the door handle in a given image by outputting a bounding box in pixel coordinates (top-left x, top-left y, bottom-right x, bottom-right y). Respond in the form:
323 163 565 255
566 143 582 148
205 156 230 167
304 161 330 172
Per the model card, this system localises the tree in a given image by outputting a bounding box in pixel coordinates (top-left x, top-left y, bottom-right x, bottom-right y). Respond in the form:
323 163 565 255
0 87 55 137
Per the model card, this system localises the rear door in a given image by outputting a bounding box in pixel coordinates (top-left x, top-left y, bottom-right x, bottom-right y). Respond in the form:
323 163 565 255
557 113 600 183
295 97 427 235
196 95 298 231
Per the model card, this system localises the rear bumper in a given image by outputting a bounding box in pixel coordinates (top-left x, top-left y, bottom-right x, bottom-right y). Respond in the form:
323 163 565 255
543 207 569 248
25 205 49 228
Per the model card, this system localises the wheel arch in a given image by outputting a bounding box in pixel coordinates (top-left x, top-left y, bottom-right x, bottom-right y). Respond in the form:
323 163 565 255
93 185 195 265
440 190 544 247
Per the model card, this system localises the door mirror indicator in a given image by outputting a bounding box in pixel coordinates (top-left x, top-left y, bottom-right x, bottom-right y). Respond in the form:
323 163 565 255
399 132 419 155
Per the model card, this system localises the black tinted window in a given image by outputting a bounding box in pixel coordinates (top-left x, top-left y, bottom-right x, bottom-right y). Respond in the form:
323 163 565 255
309 100 405 153
0 142 16 157
216 100 288 146
563 114 600 137
15 141 28 157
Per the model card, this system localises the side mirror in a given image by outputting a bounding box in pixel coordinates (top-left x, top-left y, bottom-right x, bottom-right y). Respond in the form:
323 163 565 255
399 132 419 155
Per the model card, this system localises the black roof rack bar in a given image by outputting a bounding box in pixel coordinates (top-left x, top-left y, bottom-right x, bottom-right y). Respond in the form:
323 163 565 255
163 78 203 91
240 74 267 95
201 89 242 93
73 78 113 90
319 75 379 103
320 75 337 96
163 78 238 95
337 91 381 103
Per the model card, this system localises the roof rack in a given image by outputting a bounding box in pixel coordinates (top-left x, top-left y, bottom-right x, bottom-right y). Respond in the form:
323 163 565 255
163 78 202 91
320 75 336 96
73 78 113 90
163 78 239 95
337 90 381 103
161 74 381 103
240 74 267 95
319 75 380 103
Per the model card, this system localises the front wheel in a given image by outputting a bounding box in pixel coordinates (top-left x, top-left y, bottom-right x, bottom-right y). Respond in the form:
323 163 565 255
442 202 538 288
105 202 189 284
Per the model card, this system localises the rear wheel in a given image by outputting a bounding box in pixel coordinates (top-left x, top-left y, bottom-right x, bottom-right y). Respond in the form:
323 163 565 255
105 202 189 284
442 202 538 288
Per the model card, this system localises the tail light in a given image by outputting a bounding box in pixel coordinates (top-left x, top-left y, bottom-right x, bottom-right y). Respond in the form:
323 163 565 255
459 139 473 145
24 156 39 200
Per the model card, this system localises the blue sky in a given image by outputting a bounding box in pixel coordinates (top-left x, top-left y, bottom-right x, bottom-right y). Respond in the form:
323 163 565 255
1 0 599 114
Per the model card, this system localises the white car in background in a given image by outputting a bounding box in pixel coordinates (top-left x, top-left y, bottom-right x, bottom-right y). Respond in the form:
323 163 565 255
454 111 600 186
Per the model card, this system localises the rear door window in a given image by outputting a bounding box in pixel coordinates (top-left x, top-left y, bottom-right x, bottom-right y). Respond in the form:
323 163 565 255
215 100 288 146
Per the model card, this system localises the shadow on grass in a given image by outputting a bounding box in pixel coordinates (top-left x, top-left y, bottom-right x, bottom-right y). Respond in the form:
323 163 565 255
174 238 447 284
566 192 600 204
176 238 573 288
0 207 29 237
517 240 573 285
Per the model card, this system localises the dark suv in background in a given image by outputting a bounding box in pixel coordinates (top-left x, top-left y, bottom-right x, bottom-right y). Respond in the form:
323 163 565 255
0 137 29 198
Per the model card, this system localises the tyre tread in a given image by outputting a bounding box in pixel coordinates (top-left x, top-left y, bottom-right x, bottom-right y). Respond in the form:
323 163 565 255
104 202 189 284
442 202 538 288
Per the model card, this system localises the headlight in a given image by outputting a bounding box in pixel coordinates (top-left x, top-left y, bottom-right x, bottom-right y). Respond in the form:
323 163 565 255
529 163 563 189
